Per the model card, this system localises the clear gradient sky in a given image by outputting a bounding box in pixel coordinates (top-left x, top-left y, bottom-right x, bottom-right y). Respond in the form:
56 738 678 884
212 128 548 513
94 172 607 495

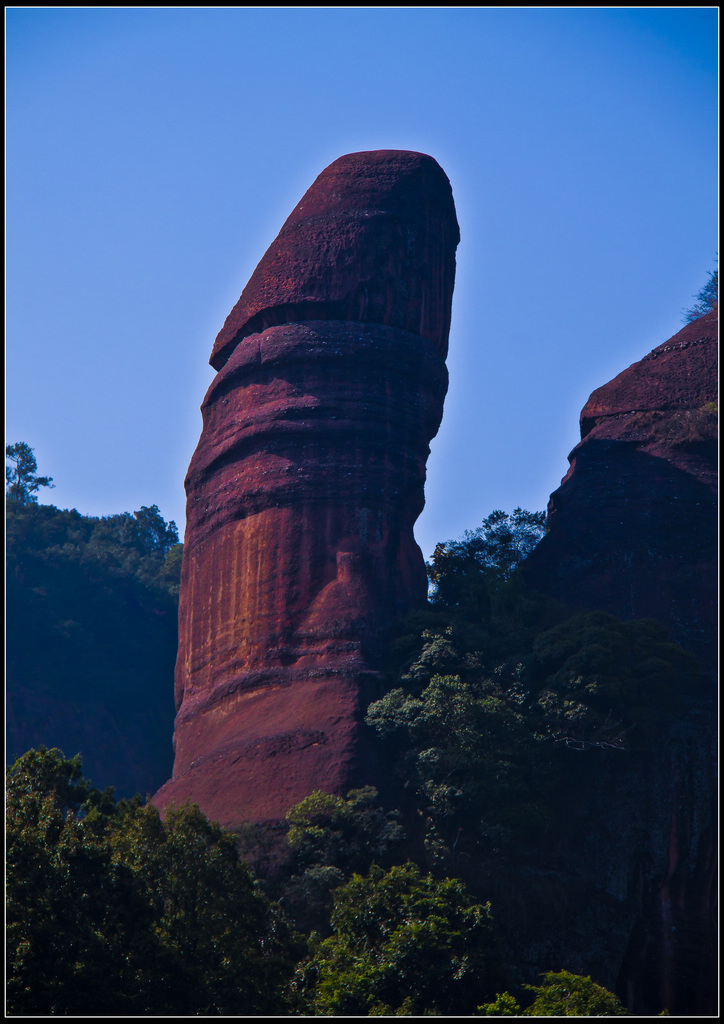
6 8 718 560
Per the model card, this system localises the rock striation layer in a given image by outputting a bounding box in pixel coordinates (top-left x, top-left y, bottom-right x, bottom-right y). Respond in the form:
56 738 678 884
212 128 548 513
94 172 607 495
210 150 459 370
154 151 459 827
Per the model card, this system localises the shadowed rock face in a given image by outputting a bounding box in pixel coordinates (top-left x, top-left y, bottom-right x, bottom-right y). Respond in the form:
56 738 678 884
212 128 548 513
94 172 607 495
523 307 718 1016
154 151 458 826
525 307 718 672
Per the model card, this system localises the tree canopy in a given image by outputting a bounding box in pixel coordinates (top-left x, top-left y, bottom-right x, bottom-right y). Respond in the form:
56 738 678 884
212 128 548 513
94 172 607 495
682 264 718 322
427 508 546 617
6 442 54 503
6 747 301 1016
295 862 502 1016
6 496 181 796
477 970 627 1016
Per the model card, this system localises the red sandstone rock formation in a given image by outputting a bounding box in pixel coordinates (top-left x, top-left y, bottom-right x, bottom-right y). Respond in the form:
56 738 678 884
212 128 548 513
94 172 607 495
523 306 718 1015
525 306 718 671
154 151 458 827
210 150 459 370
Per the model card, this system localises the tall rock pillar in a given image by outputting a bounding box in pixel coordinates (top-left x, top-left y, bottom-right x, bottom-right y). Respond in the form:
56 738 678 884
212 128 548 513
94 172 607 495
154 151 459 826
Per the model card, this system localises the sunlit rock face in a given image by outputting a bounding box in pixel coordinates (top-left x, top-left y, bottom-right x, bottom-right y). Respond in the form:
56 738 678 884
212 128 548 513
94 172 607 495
210 150 459 370
154 151 458 826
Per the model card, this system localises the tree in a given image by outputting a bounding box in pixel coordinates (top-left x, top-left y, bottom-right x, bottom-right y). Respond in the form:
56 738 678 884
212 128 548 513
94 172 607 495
529 611 697 750
427 509 546 616
280 787 407 934
6 747 302 1015
6 500 182 797
109 802 302 1015
6 442 54 503
682 264 718 322
476 971 627 1015
477 990 524 1014
365 671 540 862
523 970 627 1015
129 504 179 558
6 749 153 1015
296 863 503 1016
429 508 546 584
286 786 405 874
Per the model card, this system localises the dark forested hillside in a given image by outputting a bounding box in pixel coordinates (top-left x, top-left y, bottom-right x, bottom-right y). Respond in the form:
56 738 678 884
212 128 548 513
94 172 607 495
6 496 181 797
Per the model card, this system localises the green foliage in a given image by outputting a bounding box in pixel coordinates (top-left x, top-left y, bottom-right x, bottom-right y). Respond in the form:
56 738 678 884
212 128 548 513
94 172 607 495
430 508 547 584
296 863 502 1016
109 803 302 1014
7 748 154 1015
6 441 54 503
6 495 180 597
286 786 405 872
428 508 546 617
476 990 523 1015
77 502 180 587
682 264 718 322
530 611 698 748
360 510 707 1011
6 748 301 1015
7 487 705 1014
366 672 539 860
278 864 348 937
6 745 97 811
159 541 184 594
281 787 406 934
6 497 181 795
476 972 627 1015
367 572 697 863
523 970 627 1015
397 510 558 685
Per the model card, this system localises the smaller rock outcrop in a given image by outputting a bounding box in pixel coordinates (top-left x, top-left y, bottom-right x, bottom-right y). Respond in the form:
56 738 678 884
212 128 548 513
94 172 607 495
525 307 717 673
523 306 718 1015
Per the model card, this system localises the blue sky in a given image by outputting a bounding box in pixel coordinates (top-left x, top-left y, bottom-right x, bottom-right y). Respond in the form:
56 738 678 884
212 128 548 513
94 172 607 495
6 8 718 559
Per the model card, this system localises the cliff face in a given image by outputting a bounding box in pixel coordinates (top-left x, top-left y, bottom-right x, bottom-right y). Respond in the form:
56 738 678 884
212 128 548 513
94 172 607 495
523 307 718 1015
154 151 459 826
525 307 717 673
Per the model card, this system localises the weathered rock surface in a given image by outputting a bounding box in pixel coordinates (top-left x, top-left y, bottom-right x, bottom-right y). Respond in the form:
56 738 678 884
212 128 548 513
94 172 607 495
523 307 718 1015
154 152 458 826
525 307 718 672
210 150 459 369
